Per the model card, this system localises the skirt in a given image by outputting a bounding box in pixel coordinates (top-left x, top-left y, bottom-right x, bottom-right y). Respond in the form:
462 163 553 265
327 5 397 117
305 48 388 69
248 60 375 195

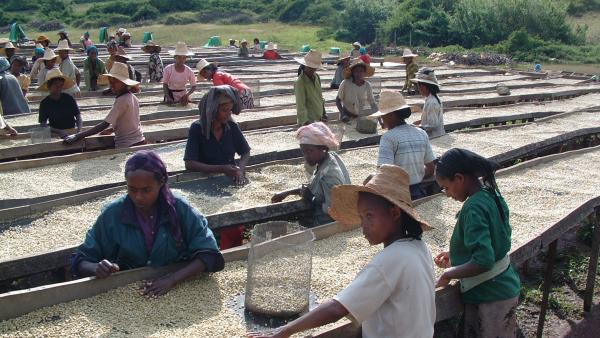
239 88 255 109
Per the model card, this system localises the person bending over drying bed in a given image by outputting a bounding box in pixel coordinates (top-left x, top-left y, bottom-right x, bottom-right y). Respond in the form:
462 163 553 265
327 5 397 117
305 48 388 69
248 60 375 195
271 122 350 226
184 85 250 185
197 58 254 109
72 150 224 296
64 62 146 148
163 42 196 105
249 165 435 338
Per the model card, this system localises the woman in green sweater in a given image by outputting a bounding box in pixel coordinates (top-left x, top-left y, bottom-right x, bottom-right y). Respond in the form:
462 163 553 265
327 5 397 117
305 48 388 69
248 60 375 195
434 148 521 337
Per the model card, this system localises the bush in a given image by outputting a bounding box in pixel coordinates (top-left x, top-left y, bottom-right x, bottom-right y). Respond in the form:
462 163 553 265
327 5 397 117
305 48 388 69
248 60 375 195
163 12 198 25
132 4 160 21
567 0 600 16
279 0 310 23
334 0 393 44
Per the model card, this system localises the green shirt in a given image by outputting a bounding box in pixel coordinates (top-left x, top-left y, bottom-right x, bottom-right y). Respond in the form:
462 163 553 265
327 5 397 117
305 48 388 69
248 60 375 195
449 188 521 303
73 195 224 273
403 62 419 91
295 72 324 125
83 57 106 89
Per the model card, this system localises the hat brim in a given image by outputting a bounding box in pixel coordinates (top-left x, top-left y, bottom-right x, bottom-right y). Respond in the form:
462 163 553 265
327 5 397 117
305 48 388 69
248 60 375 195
329 185 433 231
368 104 413 118
169 51 194 56
403 54 419 58
37 75 76 91
55 47 74 51
99 73 139 86
114 54 132 61
410 78 440 88
42 56 58 61
142 46 162 53
294 57 324 70
343 63 375 79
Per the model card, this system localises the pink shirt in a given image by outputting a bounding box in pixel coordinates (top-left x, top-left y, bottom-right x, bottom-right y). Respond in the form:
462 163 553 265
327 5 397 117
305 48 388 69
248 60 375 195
212 71 250 91
104 92 145 148
163 64 196 91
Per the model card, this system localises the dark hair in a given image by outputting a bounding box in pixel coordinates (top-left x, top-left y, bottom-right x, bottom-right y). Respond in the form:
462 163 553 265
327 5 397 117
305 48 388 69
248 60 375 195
204 63 218 73
435 148 506 222
254 38 259 43
125 150 182 247
297 64 305 76
358 192 423 240
47 77 65 88
393 107 412 122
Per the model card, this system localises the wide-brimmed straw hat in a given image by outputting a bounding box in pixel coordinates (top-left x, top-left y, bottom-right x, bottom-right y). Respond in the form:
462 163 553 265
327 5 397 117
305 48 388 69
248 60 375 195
114 47 132 60
42 48 58 61
294 50 323 69
343 59 375 79
352 41 361 48
99 62 139 86
36 35 50 43
402 48 418 58
336 52 351 64
266 42 278 51
240 39 248 44
117 28 126 34
169 41 194 56
410 67 440 88
38 68 75 91
3 42 16 50
58 30 68 36
55 39 73 52
196 58 214 73
0 38 8 44
329 165 432 231
141 41 161 53
369 90 411 118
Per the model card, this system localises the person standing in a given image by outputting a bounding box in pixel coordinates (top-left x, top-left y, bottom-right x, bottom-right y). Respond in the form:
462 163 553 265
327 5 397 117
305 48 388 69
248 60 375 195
294 50 326 126
9 56 30 97
197 59 254 109
411 68 445 138
401 48 419 95
142 41 164 83
163 42 196 105
56 40 82 97
330 54 350 90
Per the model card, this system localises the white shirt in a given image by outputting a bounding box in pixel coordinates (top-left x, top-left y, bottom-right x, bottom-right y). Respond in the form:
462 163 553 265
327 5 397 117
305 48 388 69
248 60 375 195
335 239 436 338
377 124 436 184
59 57 81 96
104 92 145 148
420 94 444 138
337 79 377 116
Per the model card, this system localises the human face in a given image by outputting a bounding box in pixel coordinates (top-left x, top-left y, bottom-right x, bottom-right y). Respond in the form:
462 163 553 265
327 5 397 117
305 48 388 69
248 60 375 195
200 68 212 80
215 101 234 124
48 78 65 96
380 113 398 130
435 173 469 202
300 144 327 166
126 169 163 213
108 46 117 55
418 83 430 96
89 51 97 60
58 50 69 60
109 77 128 93
352 65 366 82
41 40 49 47
10 61 22 75
174 55 187 66
45 58 57 69
5 49 15 59
303 66 317 78
357 193 402 246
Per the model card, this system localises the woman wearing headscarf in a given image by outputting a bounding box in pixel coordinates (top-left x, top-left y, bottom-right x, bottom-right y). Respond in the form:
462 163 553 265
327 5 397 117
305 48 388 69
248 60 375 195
71 150 225 297
184 85 251 185
197 59 254 109
83 46 106 91
271 122 351 226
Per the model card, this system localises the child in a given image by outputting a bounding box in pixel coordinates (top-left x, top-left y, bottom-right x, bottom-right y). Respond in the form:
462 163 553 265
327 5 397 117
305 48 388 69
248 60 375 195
401 48 419 94
411 68 445 138
249 165 436 338
64 62 145 149
38 68 81 139
197 59 254 109
434 148 520 337
163 42 196 105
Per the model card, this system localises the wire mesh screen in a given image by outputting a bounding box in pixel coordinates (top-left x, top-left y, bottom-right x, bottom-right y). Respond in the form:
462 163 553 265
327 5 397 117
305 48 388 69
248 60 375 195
245 79 261 107
29 127 51 144
245 221 315 318
370 76 382 95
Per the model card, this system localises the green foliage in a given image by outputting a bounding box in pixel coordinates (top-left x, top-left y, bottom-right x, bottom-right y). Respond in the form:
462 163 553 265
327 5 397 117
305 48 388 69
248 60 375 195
567 0 600 16
334 0 394 44
3 0 40 11
279 0 311 22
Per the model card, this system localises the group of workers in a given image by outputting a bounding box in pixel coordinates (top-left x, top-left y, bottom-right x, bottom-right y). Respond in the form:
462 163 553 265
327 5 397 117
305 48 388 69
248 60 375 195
0 34 520 338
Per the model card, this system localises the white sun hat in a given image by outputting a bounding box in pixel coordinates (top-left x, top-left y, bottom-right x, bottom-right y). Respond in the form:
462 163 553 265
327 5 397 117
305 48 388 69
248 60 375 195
369 90 411 118
55 39 73 52
294 50 323 69
99 62 140 86
169 41 194 56
402 48 418 58
42 48 58 61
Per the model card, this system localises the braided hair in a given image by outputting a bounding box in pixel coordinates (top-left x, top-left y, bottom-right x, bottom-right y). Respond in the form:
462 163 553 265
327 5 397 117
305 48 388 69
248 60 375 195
435 148 506 222
125 150 182 247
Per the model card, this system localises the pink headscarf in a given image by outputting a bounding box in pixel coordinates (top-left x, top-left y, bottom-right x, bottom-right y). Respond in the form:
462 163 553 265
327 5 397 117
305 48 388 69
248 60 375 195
296 122 339 150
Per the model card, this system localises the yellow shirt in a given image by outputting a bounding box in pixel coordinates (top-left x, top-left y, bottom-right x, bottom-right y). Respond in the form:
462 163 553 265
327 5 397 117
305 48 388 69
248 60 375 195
17 74 31 91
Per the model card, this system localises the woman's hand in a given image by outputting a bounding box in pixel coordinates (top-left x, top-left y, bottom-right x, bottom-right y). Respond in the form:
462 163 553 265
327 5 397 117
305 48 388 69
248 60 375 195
233 170 248 186
413 119 422 125
141 275 176 297
271 192 288 203
63 134 81 145
95 259 120 279
434 252 451 269
5 126 18 136
180 94 190 105
436 272 452 288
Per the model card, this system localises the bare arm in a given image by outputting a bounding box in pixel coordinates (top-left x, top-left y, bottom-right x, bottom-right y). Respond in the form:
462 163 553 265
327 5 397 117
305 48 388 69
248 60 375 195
248 299 349 338
424 161 435 179
76 114 83 133
437 261 489 288
143 258 207 296
335 96 345 114
63 121 110 144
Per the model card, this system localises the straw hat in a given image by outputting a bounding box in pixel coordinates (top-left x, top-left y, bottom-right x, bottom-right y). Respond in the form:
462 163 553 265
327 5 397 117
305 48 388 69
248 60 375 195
55 39 73 52
36 35 50 43
38 68 75 91
402 48 418 58
169 41 194 56
343 59 375 79
0 38 8 44
42 48 58 61
328 165 432 231
196 58 214 72
122 32 131 39
410 67 440 88
99 62 139 86
294 50 323 69
4 42 16 50
141 41 161 53
241 39 248 44
117 28 126 34
58 30 68 36
265 42 278 51
369 90 411 118
352 41 361 48
114 47 132 60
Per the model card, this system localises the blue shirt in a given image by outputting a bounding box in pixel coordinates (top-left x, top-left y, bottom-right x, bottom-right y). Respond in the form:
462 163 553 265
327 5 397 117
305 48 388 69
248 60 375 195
72 194 224 274
0 72 30 115
184 120 250 165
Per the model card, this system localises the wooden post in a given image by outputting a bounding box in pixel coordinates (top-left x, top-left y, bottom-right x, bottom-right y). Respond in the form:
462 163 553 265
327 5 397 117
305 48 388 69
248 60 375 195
536 239 558 338
584 209 600 312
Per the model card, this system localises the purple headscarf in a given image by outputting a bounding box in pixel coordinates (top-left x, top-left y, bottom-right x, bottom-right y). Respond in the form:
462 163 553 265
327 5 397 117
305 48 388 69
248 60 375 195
125 150 182 246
